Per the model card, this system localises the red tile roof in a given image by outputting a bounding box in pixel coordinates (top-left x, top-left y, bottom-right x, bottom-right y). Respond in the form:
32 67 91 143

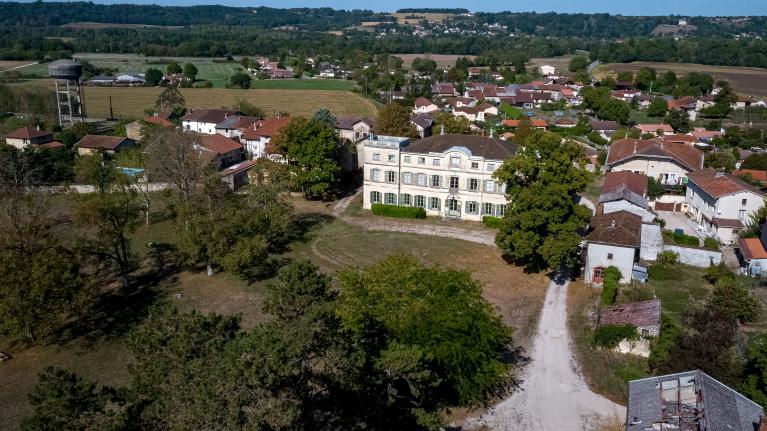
739 238 767 260
663 134 697 144
712 218 743 228
240 116 291 140
734 169 767 182
688 169 765 198
502 119 549 128
636 124 673 134
36 141 64 149
414 97 435 107
667 96 696 110
181 108 236 124
607 139 704 172
586 210 643 248
5 126 52 140
75 135 133 151
219 159 258 177
603 171 648 197
199 134 243 155
144 115 174 127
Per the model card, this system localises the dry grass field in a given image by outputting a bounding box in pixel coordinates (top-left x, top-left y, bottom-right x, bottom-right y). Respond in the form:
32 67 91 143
529 56 577 75
13 80 379 119
396 53 476 69
0 61 39 72
390 12 456 25
596 62 767 97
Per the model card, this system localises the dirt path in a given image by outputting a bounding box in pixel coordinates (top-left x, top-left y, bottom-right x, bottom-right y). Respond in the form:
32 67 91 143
466 275 625 430
332 191 496 246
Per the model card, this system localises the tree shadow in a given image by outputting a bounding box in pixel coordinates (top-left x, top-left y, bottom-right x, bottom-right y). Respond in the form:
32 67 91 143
50 243 182 348
291 212 335 244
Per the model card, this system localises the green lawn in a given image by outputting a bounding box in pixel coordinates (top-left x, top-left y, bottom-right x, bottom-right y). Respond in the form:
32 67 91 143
645 264 713 324
249 78 359 91
194 63 245 88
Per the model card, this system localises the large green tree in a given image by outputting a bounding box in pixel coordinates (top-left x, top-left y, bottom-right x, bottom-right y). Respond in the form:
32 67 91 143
375 103 418 138
494 132 593 270
647 97 668 117
272 117 342 198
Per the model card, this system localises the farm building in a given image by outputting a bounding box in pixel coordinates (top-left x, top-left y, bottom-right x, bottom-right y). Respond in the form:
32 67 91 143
74 135 134 155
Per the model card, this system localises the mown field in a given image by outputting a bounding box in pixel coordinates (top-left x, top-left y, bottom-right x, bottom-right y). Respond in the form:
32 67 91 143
12 80 379 119
62 21 184 30
596 61 767 97
250 79 358 91
395 53 476 69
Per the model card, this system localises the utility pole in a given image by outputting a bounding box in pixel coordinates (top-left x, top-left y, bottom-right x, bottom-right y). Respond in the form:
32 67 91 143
108 96 114 120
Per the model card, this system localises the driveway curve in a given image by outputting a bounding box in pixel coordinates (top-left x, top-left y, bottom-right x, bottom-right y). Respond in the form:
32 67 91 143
466 275 625 430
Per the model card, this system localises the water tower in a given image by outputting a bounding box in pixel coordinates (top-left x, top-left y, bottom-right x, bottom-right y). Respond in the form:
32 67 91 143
48 59 85 126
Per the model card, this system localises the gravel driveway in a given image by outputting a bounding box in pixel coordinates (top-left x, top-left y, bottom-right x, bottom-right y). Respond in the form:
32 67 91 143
466 275 625 430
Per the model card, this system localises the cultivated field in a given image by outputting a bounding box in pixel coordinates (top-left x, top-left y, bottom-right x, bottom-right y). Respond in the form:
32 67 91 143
250 79 359 91
390 12 456 25
529 56 577 76
62 21 184 30
596 62 767 97
395 53 476 69
13 80 378 119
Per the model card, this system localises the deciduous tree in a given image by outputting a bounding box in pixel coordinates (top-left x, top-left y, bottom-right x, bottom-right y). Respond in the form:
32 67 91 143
494 132 593 270
375 103 418 138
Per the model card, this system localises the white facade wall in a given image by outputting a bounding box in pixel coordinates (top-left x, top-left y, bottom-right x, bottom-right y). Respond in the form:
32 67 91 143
242 138 268 159
362 140 509 221
585 242 637 285
609 158 693 185
686 183 763 243
602 200 655 223
182 120 218 135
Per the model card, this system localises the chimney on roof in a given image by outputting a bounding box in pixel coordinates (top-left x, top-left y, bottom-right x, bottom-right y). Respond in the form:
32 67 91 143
36 125 40 131
610 220 616 229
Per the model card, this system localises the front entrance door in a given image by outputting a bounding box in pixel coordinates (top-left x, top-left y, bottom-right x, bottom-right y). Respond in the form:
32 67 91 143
446 198 461 219
592 266 605 285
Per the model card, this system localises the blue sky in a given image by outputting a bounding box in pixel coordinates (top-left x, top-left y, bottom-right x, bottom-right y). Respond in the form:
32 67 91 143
31 0 767 16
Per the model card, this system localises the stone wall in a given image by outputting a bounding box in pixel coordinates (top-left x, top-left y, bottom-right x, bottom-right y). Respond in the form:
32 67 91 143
664 245 721 267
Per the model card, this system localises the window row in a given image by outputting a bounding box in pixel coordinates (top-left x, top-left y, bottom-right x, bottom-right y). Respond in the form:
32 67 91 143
370 170 505 193
401 155 496 171
370 191 506 216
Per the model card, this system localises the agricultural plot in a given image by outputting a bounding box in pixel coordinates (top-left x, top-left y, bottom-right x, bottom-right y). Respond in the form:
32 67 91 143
250 79 358 91
9 81 378 119
597 61 767 97
395 53 476 69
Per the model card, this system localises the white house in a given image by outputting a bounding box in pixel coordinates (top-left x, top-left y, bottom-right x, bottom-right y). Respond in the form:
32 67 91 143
539 64 556 76
3 126 57 150
600 171 655 223
334 117 373 143
413 97 440 114
452 103 498 122
181 109 237 135
686 169 765 244
362 133 517 221
237 116 291 159
585 211 643 285
606 138 704 186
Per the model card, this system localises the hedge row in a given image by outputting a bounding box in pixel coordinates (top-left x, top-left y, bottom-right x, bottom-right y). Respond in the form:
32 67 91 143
594 324 638 348
371 204 426 219
482 216 503 229
600 266 621 306
672 231 700 247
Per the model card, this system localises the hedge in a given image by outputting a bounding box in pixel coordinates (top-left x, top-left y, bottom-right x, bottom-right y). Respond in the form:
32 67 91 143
371 204 426 219
703 237 719 250
594 324 638 348
600 266 621 306
482 216 503 229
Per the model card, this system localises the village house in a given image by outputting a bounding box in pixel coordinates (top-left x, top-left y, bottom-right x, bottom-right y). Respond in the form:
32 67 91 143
219 159 258 190
74 135 135 156
667 96 698 120
502 118 549 130
606 138 704 186
452 102 497 122
734 169 767 187
362 133 516 221
334 117 373 144
198 134 243 170
411 113 434 138
431 82 457 98
3 126 61 150
445 97 473 108
686 169 765 244
181 109 237 134
215 115 261 138
626 371 765 431
585 211 643 285
739 234 767 277
600 171 654 223
538 64 556 76
635 123 674 136
126 113 175 141
589 120 620 141
692 127 724 142
238 116 291 159
413 97 440 114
